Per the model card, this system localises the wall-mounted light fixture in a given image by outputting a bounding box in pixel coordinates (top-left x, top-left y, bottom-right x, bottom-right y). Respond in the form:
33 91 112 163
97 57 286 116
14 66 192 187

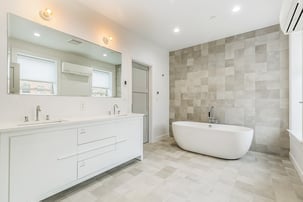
102 36 113 45
39 8 53 21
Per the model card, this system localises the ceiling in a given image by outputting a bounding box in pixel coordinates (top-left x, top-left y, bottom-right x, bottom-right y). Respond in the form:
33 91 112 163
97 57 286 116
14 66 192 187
76 0 284 51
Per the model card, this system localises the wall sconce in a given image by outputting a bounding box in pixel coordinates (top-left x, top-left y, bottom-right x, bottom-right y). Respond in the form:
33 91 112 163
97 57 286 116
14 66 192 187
39 8 53 21
102 36 113 45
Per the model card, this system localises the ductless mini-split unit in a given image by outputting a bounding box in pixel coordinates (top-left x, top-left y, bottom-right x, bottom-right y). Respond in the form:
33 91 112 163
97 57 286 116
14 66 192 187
280 0 303 34
62 62 92 77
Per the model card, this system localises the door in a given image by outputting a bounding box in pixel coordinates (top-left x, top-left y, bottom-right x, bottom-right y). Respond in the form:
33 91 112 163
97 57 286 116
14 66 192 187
132 62 149 143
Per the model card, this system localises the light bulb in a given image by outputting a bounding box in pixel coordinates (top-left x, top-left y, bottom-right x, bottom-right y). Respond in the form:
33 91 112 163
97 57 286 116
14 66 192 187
40 8 53 21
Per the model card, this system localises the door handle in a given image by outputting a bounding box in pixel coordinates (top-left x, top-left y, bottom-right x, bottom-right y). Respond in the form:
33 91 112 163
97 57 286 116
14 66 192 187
299 101 303 104
79 129 86 135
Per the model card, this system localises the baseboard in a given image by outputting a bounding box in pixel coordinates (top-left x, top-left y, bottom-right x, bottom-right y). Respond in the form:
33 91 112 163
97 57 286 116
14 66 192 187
151 133 169 143
289 152 303 183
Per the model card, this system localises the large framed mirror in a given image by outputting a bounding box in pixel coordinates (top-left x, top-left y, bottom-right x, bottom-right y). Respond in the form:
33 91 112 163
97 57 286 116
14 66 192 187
7 13 122 97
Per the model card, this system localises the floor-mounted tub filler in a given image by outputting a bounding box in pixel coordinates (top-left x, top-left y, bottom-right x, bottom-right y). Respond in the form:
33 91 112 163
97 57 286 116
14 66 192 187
172 121 254 159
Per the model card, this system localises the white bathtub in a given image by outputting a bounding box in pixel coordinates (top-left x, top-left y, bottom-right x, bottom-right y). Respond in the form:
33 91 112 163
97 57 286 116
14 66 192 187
172 121 254 159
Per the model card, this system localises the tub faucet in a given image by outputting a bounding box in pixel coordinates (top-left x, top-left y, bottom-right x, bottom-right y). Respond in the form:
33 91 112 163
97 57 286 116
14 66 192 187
208 106 218 124
35 105 41 121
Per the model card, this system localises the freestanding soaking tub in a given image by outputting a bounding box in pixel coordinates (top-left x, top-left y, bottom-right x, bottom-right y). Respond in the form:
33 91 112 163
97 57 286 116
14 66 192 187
172 121 254 159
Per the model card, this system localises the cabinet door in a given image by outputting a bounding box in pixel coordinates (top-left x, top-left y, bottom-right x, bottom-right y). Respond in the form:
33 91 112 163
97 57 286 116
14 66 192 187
115 118 142 161
10 129 78 202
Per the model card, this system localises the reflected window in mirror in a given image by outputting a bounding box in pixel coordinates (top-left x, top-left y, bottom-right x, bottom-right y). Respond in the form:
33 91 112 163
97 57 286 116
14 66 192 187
16 53 57 95
92 69 112 97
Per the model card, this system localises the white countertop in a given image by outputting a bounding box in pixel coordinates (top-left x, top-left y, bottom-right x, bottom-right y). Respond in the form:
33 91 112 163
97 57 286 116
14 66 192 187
0 113 144 133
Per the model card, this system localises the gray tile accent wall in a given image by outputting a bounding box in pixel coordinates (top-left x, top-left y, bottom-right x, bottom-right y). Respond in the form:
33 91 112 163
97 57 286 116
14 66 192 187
169 25 289 157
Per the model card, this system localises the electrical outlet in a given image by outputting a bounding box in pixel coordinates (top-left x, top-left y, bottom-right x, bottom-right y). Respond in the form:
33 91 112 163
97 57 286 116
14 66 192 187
80 103 86 111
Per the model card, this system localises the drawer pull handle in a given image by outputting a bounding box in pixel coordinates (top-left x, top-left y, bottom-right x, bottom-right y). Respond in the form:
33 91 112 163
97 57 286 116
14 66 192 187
117 138 128 143
79 129 86 135
78 142 116 155
79 162 86 167
57 152 78 160
78 136 116 145
58 142 118 160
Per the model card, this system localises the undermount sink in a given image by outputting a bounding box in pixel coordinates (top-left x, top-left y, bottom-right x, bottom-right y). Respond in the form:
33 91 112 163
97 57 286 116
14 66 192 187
18 120 67 127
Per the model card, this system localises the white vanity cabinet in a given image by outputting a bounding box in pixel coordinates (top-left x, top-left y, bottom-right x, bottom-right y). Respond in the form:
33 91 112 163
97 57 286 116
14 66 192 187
0 114 143 202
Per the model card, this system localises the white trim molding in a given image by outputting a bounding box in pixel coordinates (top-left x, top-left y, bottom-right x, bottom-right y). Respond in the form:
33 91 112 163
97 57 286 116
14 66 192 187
289 134 303 183
152 133 169 143
289 152 303 182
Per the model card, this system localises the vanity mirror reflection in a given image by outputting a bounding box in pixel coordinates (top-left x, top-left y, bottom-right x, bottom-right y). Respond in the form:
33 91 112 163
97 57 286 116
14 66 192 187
7 13 122 97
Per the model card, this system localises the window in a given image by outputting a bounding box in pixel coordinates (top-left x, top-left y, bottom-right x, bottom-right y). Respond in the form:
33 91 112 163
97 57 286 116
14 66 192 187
92 69 112 97
17 54 57 95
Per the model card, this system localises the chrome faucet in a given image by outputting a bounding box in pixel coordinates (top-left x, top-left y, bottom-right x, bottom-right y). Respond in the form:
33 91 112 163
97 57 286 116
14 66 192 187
113 104 120 115
36 105 42 121
208 106 218 124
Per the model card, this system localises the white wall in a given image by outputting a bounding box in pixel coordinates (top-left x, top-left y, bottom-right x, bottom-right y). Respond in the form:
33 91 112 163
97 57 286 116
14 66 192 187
0 0 169 141
289 31 303 181
289 32 303 141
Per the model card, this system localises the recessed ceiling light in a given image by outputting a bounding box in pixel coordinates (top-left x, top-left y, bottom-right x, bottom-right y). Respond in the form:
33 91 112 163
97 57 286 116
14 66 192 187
33 32 40 37
173 27 180 33
103 53 107 57
232 5 241 13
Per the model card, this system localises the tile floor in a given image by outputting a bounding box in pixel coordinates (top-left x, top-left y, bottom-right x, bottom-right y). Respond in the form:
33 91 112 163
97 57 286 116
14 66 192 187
44 137 303 202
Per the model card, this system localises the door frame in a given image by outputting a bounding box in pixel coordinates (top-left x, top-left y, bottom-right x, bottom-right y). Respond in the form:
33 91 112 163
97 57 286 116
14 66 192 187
131 59 152 143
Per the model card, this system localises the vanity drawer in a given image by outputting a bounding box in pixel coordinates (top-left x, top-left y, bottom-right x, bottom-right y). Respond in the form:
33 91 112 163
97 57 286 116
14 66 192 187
77 136 116 178
77 149 115 178
78 137 116 161
78 123 114 145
